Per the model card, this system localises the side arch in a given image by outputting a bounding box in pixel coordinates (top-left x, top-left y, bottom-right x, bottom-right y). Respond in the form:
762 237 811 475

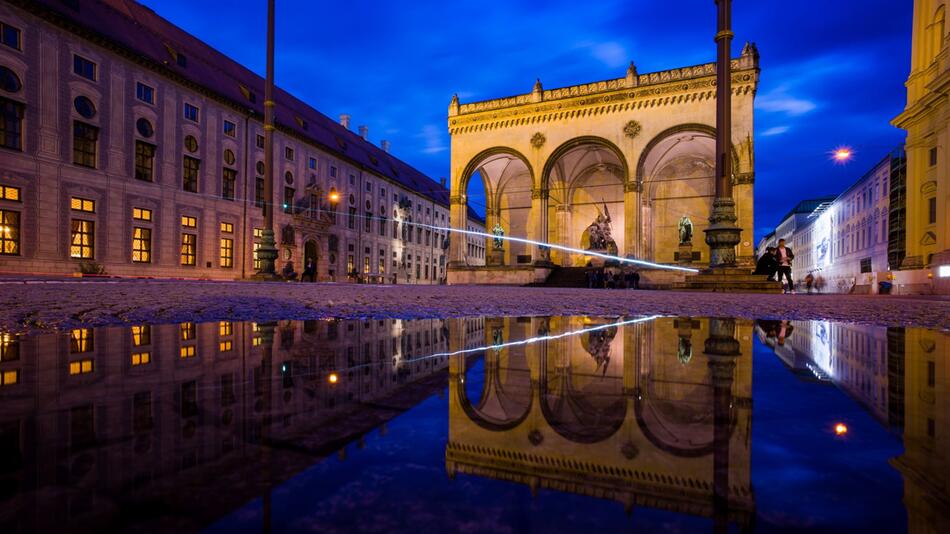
635 123 740 185
458 146 535 208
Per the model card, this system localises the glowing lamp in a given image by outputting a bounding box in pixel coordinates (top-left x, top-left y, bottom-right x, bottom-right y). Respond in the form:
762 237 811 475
328 191 340 203
834 423 848 435
831 146 854 164
328 372 339 384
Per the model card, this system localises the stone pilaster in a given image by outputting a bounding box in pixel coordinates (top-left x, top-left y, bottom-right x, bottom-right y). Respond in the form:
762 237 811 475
624 180 641 259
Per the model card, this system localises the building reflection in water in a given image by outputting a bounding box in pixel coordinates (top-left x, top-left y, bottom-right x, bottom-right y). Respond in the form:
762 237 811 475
756 320 949 532
0 317 485 532
446 316 756 531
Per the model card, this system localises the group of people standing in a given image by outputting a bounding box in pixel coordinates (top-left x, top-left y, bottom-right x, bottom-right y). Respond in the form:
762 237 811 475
586 266 640 289
754 238 798 293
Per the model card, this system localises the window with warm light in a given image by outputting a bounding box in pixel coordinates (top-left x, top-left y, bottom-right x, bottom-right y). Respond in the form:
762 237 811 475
220 237 233 268
219 321 232 337
69 218 94 258
180 345 196 358
180 233 196 265
0 208 19 255
219 340 233 352
70 197 95 213
132 227 151 263
132 207 152 221
0 185 19 201
69 358 94 375
131 351 150 366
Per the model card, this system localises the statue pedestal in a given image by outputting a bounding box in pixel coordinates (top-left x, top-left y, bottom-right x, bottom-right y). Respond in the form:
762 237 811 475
487 249 504 266
678 242 694 264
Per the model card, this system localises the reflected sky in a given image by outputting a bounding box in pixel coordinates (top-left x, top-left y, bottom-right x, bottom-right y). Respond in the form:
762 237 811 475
0 316 945 532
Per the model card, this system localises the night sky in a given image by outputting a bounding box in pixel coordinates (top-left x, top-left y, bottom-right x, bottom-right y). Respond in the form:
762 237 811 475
139 0 912 241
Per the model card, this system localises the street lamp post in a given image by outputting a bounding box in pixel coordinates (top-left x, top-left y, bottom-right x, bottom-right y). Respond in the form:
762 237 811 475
253 0 279 280
704 0 742 269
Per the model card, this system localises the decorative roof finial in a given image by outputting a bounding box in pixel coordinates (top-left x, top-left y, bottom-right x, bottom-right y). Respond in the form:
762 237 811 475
533 78 543 92
625 61 639 87
448 93 460 116
741 42 759 60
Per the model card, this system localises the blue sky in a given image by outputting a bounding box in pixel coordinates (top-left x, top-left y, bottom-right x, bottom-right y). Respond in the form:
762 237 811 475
141 0 912 241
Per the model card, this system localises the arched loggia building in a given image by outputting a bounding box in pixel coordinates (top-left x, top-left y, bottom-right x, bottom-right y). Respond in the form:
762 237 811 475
447 45 759 285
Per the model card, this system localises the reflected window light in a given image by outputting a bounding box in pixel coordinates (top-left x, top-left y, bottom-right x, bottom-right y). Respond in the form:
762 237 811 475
0 369 19 386
180 346 196 358
131 352 151 366
131 325 151 346
0 332 18 362
180 322 195 341
70 328 93 353
219 340 233 352
219 321 233 337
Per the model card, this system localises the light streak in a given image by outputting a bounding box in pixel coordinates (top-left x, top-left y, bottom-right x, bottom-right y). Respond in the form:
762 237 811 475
406 220 700 273
386 314 661 366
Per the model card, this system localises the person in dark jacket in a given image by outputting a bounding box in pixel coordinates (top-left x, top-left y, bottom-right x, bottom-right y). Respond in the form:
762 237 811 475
775 239 795 293
301 259 316 282
754 247 779 281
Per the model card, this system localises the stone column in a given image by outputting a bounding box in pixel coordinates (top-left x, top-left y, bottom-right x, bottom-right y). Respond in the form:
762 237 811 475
705 0 742 269
447 194 467 266
530 188 551 264
624 181 641 258
555 204 573 266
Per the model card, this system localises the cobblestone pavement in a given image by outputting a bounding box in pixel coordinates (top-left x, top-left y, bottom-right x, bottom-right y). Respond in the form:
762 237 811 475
0 278 948 332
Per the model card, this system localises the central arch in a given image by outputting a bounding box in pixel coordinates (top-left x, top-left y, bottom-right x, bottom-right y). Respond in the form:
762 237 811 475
542 136 629 266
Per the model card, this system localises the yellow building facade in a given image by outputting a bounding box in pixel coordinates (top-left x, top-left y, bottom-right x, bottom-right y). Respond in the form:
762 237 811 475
893 0 950 293
447 46 759 285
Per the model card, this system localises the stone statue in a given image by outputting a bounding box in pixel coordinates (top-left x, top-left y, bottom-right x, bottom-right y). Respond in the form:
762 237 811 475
492 223 505 250
585 202 616 252
678 216 693 245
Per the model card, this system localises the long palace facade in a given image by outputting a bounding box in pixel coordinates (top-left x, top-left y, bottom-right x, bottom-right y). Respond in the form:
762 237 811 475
0 0 484 282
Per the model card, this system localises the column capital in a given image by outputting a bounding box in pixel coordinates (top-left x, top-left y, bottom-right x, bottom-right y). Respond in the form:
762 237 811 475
733 172 754 185
531 188 549 200
624 181 642 193
449 195 466 205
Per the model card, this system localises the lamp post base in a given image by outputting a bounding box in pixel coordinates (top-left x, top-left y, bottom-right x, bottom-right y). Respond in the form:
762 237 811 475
251 229 281 281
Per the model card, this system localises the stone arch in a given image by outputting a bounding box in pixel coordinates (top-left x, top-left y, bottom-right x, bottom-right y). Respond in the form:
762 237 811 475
458 146 535 210
636 123 735 184
541 135 630 194
456 362 533 432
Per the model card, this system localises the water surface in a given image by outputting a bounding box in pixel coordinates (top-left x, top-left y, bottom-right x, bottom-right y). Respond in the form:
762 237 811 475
0 316 945 532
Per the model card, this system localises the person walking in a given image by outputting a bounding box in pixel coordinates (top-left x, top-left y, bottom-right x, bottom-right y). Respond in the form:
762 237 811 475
775 239 795 293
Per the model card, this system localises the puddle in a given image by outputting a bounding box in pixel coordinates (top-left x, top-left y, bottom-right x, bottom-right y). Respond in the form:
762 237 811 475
0 316 945 532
